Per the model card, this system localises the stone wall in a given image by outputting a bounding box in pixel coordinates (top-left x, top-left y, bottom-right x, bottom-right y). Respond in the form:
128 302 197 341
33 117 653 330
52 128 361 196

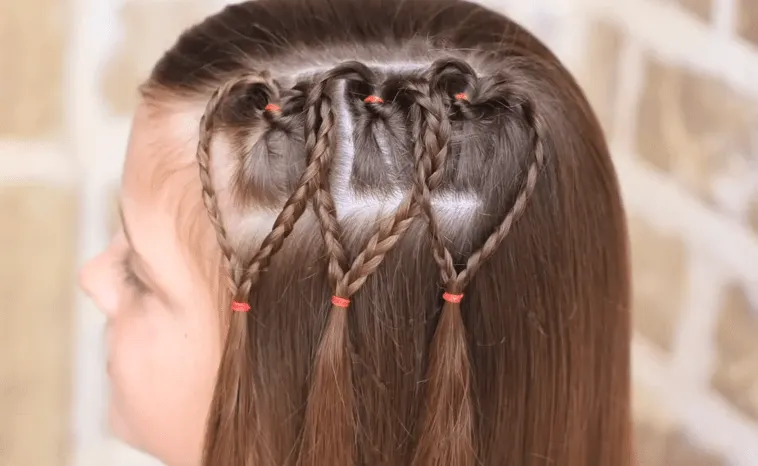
1 0 756 465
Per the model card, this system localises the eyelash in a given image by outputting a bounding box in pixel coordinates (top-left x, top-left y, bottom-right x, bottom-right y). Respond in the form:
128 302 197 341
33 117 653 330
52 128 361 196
120 254 150 295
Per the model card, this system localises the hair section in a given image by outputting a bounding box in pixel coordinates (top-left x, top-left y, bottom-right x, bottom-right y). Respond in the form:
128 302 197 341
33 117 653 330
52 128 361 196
145 1 632 465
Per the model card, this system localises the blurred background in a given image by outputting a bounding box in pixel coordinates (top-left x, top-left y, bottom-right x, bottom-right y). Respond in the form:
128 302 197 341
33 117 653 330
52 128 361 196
2 0 758 464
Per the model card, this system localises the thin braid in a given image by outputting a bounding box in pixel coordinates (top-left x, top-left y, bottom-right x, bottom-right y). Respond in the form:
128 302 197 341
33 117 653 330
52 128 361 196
234 97 340 302
422 57 476 190
207 71 353 465
198 72 288 466
238 157 324 291
311 95 349 287
300 71 427 465
306 62 375 290
409 70 476 466
197 73 278 299
335 85 425 297
415 92 451 190
410 69 546 466
454 108 545 289
404 81 458 286
236 67 371 298
339 191 422 297
296 62 376 466
233 89 339 300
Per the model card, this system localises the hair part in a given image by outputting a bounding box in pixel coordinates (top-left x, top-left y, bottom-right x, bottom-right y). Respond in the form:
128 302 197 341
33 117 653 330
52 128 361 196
143 1 632 465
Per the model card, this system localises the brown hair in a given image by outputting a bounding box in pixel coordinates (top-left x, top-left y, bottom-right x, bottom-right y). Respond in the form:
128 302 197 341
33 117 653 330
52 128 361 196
144 0 631 465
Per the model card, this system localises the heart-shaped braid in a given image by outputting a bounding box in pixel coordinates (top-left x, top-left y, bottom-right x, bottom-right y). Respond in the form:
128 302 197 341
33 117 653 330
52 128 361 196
409 59 546 466
197 71 292 463
196 72 281 307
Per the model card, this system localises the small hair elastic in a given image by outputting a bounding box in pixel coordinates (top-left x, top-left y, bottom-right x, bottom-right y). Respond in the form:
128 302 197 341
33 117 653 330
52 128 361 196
364 95 384 104
264 103 281 113
454 93 469 102
442 292 464 304
331 296 351 308
231 301 251 312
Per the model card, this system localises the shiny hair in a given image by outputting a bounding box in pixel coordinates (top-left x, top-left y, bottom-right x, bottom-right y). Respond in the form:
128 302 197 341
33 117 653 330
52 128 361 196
144 0 632 465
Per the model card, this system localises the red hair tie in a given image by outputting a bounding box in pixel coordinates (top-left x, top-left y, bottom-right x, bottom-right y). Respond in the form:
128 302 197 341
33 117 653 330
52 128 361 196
331 296 351 308
264 103 281 113
364 95 384 104
231 301 251 312
442 292 464 304
454 93 469 102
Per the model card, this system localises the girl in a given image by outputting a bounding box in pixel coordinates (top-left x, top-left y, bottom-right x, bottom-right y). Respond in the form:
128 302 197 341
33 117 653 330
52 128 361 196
79 0 632 465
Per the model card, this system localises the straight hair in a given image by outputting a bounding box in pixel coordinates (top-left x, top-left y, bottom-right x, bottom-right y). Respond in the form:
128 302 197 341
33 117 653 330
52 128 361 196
144 0 632 464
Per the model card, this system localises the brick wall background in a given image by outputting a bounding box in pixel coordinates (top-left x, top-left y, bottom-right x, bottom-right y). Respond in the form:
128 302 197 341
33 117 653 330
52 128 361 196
1 0 757 465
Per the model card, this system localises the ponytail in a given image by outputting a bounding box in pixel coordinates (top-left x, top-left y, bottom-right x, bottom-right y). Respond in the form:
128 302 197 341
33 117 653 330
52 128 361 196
296 62 432 466
197 73 284 465
197 58 545 466
409 58 546 466
199 71 343 465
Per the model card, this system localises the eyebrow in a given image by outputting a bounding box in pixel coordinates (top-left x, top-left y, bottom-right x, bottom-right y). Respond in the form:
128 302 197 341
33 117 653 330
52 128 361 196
118 204 174 306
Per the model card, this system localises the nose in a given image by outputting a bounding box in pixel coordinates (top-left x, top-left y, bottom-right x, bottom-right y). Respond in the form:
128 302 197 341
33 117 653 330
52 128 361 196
79 249 118 318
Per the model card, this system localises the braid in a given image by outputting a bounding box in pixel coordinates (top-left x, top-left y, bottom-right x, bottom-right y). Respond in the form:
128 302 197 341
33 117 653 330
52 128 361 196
297 62 376 466
237 86 343 297
451 85 546 291
410 61 546 466
200 72 346 464
407 69 476 466
337 76 423 299
410 58 480 290
404 79 457 286
198 72 294 466
299 62 429 466
311 95 349 286
455 121 544 288
196 73 278 299
338 193 421 297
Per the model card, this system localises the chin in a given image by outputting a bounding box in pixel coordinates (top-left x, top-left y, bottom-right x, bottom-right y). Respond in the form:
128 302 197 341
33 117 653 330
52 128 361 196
107 400 133 444
107 400 196 466
107 404 163 463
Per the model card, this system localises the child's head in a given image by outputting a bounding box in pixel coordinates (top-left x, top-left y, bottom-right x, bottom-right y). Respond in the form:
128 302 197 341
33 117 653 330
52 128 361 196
80 0 632 465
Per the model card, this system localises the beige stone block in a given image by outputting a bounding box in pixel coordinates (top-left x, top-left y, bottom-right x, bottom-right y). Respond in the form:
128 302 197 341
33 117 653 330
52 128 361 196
662 430 727 466
672 0 712 22
738 0 758 47
100 0 213 114
634 421 668 466
711 284 758 422
749 200 758 236
0 0 67 138
629 216 688 351
633 418 726 466
632 384 677 465
577 19 623 137
633 384 676 427
636 58 758 204
0 185 78 466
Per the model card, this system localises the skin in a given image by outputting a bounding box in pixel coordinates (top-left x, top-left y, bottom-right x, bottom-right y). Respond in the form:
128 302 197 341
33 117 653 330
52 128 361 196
79 101 220 466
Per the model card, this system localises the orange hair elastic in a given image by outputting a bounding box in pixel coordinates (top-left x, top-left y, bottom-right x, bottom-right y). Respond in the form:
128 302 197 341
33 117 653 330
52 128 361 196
231 301 251 312
331 296 351 308
364 95 384 104
442 292 464 304
264 103 281 113
454 93 469 102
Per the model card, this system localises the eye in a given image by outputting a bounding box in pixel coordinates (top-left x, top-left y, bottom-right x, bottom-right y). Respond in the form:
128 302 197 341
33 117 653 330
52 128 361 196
120 253 150 295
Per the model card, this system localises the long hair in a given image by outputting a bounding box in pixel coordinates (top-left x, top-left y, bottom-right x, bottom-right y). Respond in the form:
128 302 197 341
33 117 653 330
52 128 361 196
143 0 632 465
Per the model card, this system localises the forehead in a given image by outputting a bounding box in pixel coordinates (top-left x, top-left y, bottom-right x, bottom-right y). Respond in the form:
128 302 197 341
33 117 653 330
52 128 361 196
123 102 201 199
121 101 217 273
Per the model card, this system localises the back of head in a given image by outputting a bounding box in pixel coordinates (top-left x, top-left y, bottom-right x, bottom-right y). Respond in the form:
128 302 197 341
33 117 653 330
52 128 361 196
144 0 631 464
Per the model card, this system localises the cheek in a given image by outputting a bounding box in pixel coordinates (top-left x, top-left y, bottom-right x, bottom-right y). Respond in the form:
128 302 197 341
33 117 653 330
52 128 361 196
107 301 221 463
